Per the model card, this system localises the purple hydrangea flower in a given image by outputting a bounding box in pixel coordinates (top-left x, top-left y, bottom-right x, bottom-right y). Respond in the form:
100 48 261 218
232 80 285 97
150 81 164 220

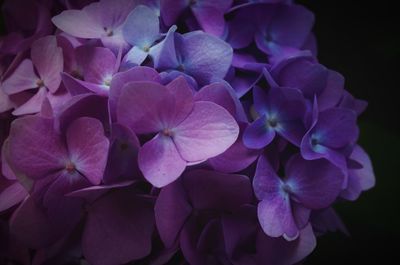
2 36 63 115
0 0 376 264
52 0 139 52
243 82 307 149
117 77 239 187
254 154 344 240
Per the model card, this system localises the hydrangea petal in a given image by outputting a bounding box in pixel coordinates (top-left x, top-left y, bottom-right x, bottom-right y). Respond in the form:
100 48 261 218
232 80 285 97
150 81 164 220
209 123 260 173
82 190 154 265
7 116 67 179
160 0 188 26
138 134 186 188
194 82 236 116
243 116 276 149
117 81 174 133
257 194 298 240
191 0 233 36
122 5 160 49
155 180 192 247
66 117 110 185
177 32 233 85
2 59 39 95
341 145 375 200
174 101 239 162
109 66 160 120
149 25 179 70
57 94 110 134
183 169 253 211
75 46 116 85
121 46 149 68
269 4 314 48
12 86 48 116
52 10 104 39
286 155 344 209
314 108 359 148
0 182 27 212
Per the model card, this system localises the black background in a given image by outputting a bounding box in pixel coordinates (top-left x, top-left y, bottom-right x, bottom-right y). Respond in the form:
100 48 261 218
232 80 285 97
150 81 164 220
297 0 400 264
1 0 400 264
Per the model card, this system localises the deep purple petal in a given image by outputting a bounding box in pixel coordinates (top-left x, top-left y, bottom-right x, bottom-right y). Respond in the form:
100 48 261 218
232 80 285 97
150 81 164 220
286 154 344 209
155 180 192 247
0 181 28 212
183 169 253 211
83 190 154 265
341 145 375 200
160 0 188 26
57 94 110 134
191 0 232 36
243 116 276 149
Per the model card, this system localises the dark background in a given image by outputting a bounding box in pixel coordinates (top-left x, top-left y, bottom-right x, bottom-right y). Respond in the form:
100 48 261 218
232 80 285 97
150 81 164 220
297 0 400 264
1 0 399 264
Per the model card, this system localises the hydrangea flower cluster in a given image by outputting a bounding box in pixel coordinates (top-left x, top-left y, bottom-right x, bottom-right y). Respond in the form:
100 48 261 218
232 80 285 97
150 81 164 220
0 0 375 264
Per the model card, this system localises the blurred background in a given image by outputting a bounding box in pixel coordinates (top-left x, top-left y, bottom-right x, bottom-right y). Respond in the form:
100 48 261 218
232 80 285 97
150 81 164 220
1 0 399 264
297 0 400 263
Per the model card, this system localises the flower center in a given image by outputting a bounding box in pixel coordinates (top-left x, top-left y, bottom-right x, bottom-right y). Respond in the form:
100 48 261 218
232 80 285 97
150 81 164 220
65 162 76 173
177 64 185 71
281 183 292 194
311 135 320 146
36 79 45 87
103 77 112 87
104 27 114 37
142 45 150 52
267 117 278 128
162 128 174 137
